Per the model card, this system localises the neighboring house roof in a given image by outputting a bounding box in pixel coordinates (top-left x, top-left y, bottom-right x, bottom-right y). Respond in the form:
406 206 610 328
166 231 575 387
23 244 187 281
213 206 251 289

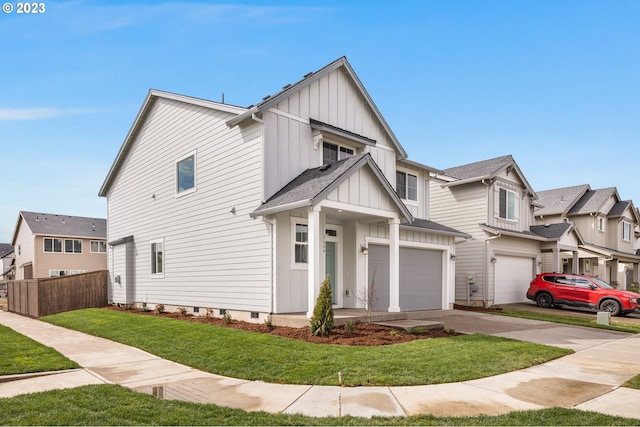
250 153 412 221
11 211 107 245
529 222 582 241
397 158 443 174
226 56 408 159
404 218 470 239
99 90 247 197
0 243 14 258
580 242 640 262
534 184 591 217
568 187 619 216
438 154 537 199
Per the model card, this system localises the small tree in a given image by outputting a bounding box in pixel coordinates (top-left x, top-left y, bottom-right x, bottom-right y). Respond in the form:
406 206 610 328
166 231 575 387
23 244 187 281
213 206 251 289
310 275 334 336
356 265 379 324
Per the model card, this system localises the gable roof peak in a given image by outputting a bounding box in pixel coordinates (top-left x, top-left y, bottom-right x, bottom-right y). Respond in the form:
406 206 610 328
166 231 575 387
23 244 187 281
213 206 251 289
441 154 515 180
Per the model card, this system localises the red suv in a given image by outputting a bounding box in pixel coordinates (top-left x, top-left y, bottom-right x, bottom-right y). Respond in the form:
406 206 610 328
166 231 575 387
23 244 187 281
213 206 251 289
526 273 640 316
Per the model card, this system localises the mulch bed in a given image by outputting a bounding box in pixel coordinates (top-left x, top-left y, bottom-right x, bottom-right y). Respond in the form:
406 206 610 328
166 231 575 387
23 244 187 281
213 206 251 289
104 305 460 346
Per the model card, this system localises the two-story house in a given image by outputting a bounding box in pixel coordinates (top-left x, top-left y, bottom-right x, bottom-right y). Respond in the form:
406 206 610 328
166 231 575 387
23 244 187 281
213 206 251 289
11 211 107 279
429 155 584 307
535 185 640 288
99 56 468 321
0 243 14 280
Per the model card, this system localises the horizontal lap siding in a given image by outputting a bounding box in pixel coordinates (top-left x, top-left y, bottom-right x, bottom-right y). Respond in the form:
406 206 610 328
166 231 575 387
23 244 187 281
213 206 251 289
106 98 270 311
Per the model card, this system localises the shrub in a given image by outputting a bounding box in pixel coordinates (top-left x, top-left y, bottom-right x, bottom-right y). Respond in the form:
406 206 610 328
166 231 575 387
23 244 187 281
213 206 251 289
310 275 334 336
177 306 187 316
154 304 165 314
344 320 355 335
223 312 232 324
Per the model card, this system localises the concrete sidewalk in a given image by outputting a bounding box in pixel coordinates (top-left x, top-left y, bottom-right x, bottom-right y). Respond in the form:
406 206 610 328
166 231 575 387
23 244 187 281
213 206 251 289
2 310 640 419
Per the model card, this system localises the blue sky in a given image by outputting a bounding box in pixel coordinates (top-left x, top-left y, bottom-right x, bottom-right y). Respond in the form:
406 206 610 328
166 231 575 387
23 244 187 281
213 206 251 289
1 0 639 242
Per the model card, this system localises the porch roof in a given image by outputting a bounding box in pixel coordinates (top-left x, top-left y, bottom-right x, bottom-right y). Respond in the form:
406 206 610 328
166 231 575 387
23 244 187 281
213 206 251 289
250 153 412 221
579 243 640 263
403 218 470 239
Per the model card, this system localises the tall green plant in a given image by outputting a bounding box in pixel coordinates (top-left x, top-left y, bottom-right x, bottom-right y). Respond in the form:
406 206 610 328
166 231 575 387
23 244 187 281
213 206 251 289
310 275 334 336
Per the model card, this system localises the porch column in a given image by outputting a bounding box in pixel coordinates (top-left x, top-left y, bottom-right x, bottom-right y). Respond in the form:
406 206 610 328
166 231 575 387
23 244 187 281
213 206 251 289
388 218 401 312
572 251 579 274
552 248 560 273
307 206 322 318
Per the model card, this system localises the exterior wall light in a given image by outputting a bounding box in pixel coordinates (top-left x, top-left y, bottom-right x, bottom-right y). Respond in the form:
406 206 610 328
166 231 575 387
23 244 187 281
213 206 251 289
361 245 368 255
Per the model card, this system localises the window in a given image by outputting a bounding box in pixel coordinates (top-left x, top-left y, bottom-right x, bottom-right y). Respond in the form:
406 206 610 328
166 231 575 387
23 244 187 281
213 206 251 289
323 142 354 164
585 259 591 272
176 153 195 194
49 269 87 277
499 188 516 220
598 217 606 232
623 221 631 241
294 224 308 264
396 171 418 201
151 240 164 275
64 239 82 254
44 238 63 253
91 240 107 253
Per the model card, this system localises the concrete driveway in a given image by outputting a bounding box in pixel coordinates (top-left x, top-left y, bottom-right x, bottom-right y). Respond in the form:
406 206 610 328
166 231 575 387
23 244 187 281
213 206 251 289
417 305 632 351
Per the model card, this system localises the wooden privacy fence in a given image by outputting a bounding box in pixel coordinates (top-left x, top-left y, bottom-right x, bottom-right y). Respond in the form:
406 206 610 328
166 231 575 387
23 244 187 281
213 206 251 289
5 270 108 317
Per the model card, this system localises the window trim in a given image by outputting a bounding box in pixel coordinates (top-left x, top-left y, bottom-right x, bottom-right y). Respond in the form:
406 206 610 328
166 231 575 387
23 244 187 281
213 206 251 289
64 239 82 254
623 221 631 242
176 151 197 197
322 141 354 165
151 238 165 278
43 237 63 253
90 240 108 254
291 219 309 270
396 170 418 202
498 188 517 221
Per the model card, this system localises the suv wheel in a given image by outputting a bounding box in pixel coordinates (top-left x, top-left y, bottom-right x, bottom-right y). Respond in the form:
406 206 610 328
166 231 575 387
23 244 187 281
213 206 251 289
535 292 553 308
599 299 621 316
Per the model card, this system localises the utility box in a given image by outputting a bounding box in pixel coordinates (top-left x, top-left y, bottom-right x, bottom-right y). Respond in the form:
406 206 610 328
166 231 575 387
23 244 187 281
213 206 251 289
596 311 611 325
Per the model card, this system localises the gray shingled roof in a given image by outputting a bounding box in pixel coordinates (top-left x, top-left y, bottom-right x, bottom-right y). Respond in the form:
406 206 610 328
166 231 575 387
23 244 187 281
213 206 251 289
535 184 590 217
19 211 106 239
442 155 514 180
0 243 14 258
406 218 469 238
251 154 411 220
608 200 631 218
568 188 618 215
530 222 573 239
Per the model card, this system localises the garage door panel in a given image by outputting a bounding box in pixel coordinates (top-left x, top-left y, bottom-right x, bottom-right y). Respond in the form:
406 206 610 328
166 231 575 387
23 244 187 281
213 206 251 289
400 247 442 310
495 255 534 304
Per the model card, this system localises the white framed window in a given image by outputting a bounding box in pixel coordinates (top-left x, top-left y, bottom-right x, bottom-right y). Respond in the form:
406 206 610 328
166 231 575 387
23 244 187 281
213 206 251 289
396 171 418 201
64 239 82 254
44 237 63 253
499 188 516 220
90 240 107 253
151 239 164 277
323 142 354 164
585 259 591 272
623 221 631 241
176 152 196 195
598 217 606 232
49 269 87 277
291 220 308 269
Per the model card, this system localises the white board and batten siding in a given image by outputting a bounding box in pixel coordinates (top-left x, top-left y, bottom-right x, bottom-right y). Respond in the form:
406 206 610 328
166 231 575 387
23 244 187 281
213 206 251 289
106 97 272 312
263 67 400 201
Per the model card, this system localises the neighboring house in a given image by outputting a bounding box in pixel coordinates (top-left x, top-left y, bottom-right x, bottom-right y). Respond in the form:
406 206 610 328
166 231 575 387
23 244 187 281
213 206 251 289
428 155 584 306
0 243 14 280
99 56 468 321
11 211 107 279
535 185 640 288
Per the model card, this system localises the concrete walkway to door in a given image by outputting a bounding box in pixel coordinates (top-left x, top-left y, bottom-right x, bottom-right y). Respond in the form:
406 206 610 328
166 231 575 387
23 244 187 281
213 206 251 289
2 309 640 420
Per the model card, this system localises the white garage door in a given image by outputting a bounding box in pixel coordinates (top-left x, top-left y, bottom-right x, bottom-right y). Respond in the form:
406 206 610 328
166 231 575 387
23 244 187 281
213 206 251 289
367 245 443 311
494 255 534 304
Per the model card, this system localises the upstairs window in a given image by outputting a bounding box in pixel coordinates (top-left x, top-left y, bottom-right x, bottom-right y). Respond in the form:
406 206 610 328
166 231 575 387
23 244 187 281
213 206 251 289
598 217 606 232
499 188 516 220
64 239 82 254
323 142 354 164
91 240 107 253
176 153 196 194
44 238 63 253
396 171 418 201
623 221 631 241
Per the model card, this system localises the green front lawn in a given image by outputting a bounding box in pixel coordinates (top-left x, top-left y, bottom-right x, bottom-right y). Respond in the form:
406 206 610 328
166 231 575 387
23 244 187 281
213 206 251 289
42 308 570 386
1 384 638 426
0 323 78 375
498 309 640 334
